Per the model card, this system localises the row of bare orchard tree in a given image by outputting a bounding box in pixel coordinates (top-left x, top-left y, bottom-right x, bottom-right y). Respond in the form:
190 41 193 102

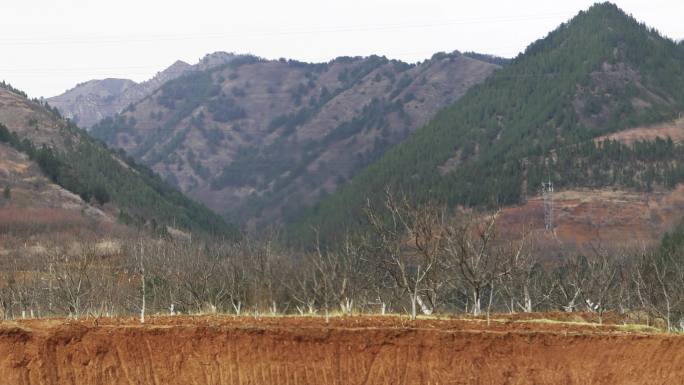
1 190 684 331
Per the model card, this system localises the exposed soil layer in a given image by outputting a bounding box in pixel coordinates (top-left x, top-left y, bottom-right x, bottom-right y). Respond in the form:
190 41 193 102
498 185 684 254
495 118 684 255
1 314 682 385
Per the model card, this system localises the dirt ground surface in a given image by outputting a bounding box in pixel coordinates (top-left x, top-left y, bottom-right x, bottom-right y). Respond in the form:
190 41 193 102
0 313 682 385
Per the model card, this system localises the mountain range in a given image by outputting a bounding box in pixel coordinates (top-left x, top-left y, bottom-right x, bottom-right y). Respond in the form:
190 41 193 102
292 2 684 249
46 52 240 128
40 2 684 252
74 51 501 227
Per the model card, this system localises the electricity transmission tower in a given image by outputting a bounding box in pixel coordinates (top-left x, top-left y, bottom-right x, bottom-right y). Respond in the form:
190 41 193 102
542 179 554 231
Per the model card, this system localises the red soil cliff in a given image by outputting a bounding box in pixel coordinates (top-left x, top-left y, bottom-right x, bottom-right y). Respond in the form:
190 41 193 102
0 316 682 385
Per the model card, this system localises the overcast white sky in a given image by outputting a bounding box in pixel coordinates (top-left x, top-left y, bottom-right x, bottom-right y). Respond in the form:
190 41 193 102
1 0 682 98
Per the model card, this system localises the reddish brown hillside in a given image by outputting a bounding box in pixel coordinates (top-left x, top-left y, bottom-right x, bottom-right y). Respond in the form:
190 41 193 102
498 186 684 253
1 315 682 385
492 118 684 254
0 142 122 246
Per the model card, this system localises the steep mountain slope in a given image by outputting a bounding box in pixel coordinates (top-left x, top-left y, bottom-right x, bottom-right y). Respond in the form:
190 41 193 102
0 139 122 243
47 78 139 128
295 3 684 244
46 52 239 128
0 83 235 238
89 52 500 226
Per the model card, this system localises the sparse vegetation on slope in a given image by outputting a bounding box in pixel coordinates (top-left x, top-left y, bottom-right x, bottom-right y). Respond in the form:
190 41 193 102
88 52 499 226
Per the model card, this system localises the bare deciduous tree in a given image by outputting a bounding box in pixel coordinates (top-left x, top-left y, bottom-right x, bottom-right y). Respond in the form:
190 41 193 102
499 238 549 313
365 189 445 320
49 245 98 318
634 250 684 331
443 210 510 316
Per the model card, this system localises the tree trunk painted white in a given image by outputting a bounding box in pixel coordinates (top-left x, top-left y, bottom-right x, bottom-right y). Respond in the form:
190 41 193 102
563 289 580 312
416 295 433 315
340 298 353 315
523 285 533 313
48 262 53 314
486 282 495 326
139 241 146 324
472 289 482 316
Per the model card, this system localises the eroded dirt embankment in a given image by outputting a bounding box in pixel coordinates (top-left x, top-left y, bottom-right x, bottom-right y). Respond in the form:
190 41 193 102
0 316 683 385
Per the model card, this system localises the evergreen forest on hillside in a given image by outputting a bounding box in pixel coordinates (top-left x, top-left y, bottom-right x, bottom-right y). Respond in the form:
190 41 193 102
0 113 236 238
292 3 684 242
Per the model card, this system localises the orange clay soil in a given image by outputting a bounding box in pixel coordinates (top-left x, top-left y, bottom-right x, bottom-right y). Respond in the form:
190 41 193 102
0 314 682 385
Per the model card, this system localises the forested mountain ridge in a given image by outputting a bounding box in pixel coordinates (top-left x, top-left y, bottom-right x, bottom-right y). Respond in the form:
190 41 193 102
46 52 240 128
87 51 500 227
293 3 684 243
0 83 236 238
